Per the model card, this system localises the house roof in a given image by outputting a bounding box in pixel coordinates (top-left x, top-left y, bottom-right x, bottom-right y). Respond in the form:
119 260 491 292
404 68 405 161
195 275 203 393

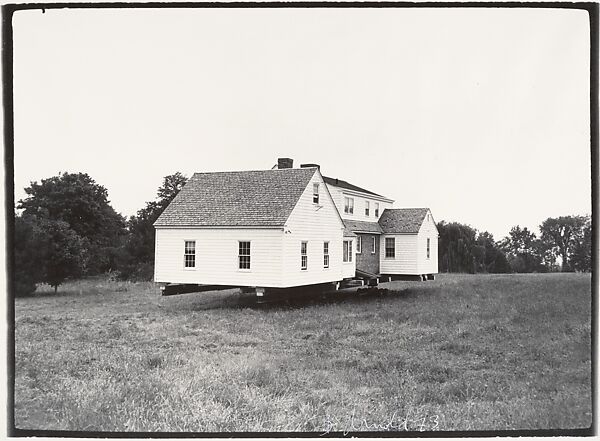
154 168 317 227
322 176 384 198
378 208 430 234
343 219 384 234
343 227 357 237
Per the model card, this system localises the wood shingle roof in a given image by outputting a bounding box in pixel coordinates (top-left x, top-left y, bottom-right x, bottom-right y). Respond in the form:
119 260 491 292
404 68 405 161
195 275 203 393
322 176 384 198
154 168 317 227
343 219 384 234
378 208 430 234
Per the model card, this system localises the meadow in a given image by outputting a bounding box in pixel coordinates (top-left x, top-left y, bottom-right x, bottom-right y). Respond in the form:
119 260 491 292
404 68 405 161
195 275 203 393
14 273 592 433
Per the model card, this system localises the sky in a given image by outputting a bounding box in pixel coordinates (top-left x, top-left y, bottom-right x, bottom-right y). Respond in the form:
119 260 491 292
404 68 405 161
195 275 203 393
11 6 592 240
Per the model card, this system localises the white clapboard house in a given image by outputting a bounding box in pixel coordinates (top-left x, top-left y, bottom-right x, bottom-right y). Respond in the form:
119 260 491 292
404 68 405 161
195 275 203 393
154 158 438 294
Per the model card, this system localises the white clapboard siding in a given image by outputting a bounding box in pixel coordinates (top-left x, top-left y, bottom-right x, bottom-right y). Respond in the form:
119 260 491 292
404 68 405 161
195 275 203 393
154 228 284 286
282 172 346 287
417 211 439 274
380 234 419 274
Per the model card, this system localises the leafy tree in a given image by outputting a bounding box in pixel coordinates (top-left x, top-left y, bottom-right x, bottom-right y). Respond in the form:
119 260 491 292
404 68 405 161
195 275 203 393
437 222 477 273
117 173 188 280
474 231 511 273
18 172 126 274
14 215 85 295
570 216 592 272
14 215 44 296
539 216 587 271
500 226 545 273
37 218 85 292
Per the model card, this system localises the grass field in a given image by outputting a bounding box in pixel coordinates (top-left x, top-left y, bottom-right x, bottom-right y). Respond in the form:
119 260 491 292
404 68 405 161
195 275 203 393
14 273 592 433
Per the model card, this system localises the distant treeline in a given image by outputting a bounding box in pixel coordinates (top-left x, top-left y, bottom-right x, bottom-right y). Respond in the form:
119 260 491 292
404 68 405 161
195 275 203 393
13 172 592 296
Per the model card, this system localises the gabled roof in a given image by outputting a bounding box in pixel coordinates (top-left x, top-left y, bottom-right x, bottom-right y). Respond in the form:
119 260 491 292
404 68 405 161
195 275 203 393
343 219 384 234
378 208 430 234
154 168 317 227
322 176 384 198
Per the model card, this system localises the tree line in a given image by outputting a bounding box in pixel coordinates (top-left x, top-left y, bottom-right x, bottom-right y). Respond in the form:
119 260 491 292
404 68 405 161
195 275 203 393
13 172 593 296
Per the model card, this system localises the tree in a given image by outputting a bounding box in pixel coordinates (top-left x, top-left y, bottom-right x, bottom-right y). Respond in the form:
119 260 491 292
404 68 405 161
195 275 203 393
437 222 477 273
500 226 544 273
474 231 511 273
37 218 85 293
570 215 592 272
117 173 188 280
14 215 85 295
18 172 126 274
539 216 587 272
14 215 44 296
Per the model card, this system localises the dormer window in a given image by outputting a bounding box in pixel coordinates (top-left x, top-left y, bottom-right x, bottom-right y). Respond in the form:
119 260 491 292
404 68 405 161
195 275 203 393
365 201 370 216
344 197 354 214
313 183 319 204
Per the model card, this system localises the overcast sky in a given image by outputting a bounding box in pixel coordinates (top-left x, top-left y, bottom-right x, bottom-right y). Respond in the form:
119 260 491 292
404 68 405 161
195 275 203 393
12 7 591 240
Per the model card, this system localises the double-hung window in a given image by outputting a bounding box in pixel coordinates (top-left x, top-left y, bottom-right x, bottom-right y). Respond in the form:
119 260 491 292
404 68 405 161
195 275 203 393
313 183 320 204
184 241 196 268
323 242 329 268
301 241 308 270
344 197 354 214
343 240 353 262
356 236 362 254
371 236 376 254
239 241 251 269
365 201 370 216
385 237 395 259
427 238 430 259
375 203 380 217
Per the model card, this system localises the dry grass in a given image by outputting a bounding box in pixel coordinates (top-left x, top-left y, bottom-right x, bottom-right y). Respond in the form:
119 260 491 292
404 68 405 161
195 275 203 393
14 273 592 433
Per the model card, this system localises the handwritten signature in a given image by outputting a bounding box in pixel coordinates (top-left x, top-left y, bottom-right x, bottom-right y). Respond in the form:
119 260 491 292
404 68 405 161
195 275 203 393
320 407 439 435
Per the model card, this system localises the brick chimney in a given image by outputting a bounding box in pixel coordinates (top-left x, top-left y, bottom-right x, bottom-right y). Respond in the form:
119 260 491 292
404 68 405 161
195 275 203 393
300 163 320 170
278 158 293 169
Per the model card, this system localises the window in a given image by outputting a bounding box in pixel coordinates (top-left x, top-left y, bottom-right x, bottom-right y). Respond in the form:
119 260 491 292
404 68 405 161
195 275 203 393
365 201 370 216
184 241 196 268
301 241 308 270
356 236 362 254
313 183 319 204
323 242 329 268
385 237 395 258
375 203 380 217
427 238 430 259
344 197 354 214
371 236 376 254
343 240 353 262
239 241 251 269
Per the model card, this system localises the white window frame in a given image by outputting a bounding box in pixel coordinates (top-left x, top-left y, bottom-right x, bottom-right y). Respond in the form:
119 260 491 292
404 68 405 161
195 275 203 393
184 240 196 269
385 237 395 259
301 241 308 270
343 240 353 262
344 197 354 214
323 241 329 268
313 183 319 204
427 238 430 259
371 236 376 254
238 241 251 270
375 202 380 217
365 201 370 216
356 236 362 254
